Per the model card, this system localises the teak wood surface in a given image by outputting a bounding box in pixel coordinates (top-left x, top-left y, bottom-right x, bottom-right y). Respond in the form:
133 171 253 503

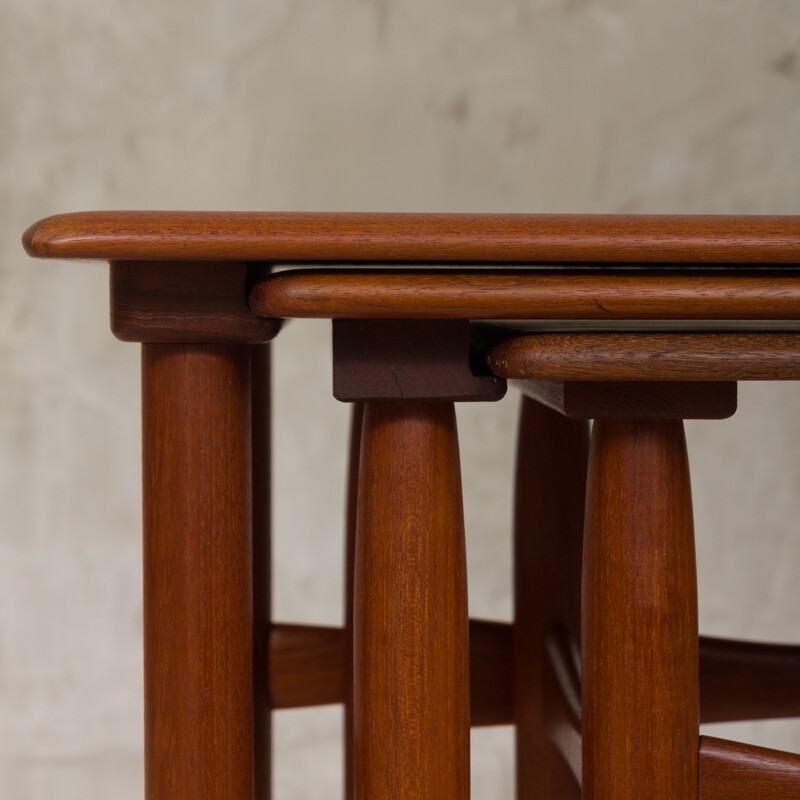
251 345 272 800
142 344 255 800
268 624 346 710
111 261 279 343
264 618 800 727
514 380 737 420
582 419 699 800
354 403 470 800
267 618 512 725
542 627 583 786
699 637 800 723
23 211 800 262
343 404 363 800
489 332 800 381
700 736 800 800
332 319 506 402
513 397 588 800
253 269 800 320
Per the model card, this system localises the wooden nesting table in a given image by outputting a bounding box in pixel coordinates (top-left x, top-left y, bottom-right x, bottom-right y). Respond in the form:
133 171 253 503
23 212 800 800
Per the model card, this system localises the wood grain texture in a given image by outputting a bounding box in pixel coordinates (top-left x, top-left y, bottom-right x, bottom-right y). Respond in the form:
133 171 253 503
332 319 506 402
354 402 470 800
23 211 800 263
700 636 800 723
582 419 699 800
344 404 363 800
252 269 800 319
513 397 588 800
269 624 345 709
264 619 512 724
542 628 582 787
700 736 800 800
515 380 737 420
489 332 800 381
469 619 514 727
111 261 280 343
251 345 272 800
142 344 254 800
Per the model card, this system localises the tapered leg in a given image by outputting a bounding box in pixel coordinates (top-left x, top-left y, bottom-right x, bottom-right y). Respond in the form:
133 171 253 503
582 419 699 800
344 403 364 800
514 396 588 799
143 344 255 800
252 345 272 800
354 402 470 800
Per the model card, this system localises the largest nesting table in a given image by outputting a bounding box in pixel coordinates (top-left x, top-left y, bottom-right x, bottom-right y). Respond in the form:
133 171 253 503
23 212 800 800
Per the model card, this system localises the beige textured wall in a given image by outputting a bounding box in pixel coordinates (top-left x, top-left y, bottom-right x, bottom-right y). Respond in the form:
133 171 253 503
3 0 800 797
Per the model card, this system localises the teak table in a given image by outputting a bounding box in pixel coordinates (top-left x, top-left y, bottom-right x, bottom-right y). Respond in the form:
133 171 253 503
23 212 800 800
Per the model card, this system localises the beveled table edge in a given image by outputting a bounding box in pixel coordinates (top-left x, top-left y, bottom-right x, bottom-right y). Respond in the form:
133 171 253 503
23 210 800 263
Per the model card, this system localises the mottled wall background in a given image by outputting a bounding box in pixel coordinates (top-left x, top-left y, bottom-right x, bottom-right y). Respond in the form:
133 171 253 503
2 0 800 798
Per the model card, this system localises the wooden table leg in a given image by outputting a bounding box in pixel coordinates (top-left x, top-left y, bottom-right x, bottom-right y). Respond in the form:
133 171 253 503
142 343 255 800
344 402 364 800
514 396 588 799
354 401 470 800
582 419 699 800
252 345 272 800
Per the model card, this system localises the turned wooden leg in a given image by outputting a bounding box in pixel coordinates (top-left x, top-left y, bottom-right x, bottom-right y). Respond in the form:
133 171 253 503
252 345 272 800
514 396 588 799
142 344 255 800
344 403 364 800
354 402 470 800
582 419 699 800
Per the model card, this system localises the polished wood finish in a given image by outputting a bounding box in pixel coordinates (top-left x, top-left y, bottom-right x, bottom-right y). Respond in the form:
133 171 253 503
489 332 800 381
28 208 800 799
542 628 582 787
142 344 254 800
514 397 588 800
265 619 511 724
516 380 737 420
251 622 800 722
699 636 800 723
332 320 506 402
251 345 272 800
24 211 800 263
699 736 800 800
582 419 698 800
344 404 363 800
269 624 344 709
111 261 280 343
253 269 800 319
469 619 514 727
355 402 470 800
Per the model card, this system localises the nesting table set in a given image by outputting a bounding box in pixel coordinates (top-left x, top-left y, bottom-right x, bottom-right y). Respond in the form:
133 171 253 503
23 212 800 800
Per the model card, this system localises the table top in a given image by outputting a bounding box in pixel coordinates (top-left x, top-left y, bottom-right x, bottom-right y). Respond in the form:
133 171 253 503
23 211 800 264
